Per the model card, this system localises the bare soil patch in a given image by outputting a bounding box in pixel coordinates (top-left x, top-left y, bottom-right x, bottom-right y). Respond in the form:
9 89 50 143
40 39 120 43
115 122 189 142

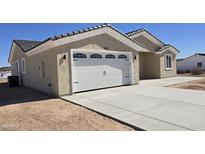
0 81 133 131
178 72 205 77
170 78 205 91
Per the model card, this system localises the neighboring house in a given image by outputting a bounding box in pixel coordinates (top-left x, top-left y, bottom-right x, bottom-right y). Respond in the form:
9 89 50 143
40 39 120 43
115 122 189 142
0 71 11 78
177 53 205 72
8 24 179 96
0 67 11 78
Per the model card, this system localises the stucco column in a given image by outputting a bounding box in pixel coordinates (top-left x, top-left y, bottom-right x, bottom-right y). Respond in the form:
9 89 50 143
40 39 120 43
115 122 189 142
132 52 139 84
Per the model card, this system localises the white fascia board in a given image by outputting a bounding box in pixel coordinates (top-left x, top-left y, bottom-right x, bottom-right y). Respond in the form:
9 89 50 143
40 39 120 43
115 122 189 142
54 27 148 52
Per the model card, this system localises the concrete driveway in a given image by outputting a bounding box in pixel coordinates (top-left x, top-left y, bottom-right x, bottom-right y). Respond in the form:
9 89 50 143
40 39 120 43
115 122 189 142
139 76 203 87
61 77 205 131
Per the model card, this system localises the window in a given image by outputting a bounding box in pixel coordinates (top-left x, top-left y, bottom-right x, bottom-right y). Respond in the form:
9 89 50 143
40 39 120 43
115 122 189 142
41 61 45 79
165 54 172 70
22 58 26 74
15 61 19 76
105 54 115 59
90 54 102 59
197 62 202 68
118 54 127 59
73 53 87 58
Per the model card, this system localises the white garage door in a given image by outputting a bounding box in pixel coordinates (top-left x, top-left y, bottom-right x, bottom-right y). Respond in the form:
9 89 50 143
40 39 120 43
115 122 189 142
71 50 133 93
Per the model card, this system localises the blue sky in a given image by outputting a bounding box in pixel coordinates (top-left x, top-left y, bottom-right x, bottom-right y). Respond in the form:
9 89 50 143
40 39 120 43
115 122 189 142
1 23 205 67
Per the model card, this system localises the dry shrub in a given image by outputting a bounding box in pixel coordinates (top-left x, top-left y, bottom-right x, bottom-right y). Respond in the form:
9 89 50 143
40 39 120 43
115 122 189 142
177 70 190 74
192 69 202 75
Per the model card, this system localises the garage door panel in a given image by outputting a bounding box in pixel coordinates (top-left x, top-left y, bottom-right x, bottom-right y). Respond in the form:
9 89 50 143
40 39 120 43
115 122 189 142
71 50 132 93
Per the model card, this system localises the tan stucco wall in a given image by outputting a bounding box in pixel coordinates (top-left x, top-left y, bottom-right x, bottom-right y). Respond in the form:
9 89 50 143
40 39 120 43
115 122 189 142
25 49 59 95
11 33 140 96
10 32 177 96
160 50 177 78
139 52 161 79
133 52 139 83
11 44 25 76
132 35 161 51
11 43 59 95
139 50 177 79
130 33 177 79
10 44 28 86
56 33 139 95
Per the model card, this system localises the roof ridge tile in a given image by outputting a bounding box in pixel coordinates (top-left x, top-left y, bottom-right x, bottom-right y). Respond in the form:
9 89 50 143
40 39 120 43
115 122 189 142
14 23 146 53
125 28 145 37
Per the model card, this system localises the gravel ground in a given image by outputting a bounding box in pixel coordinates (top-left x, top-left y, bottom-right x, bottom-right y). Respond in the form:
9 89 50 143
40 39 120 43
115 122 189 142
0 80 134 131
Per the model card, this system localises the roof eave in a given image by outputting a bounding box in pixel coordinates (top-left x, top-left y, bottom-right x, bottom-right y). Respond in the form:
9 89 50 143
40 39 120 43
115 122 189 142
127 29 165 46
8 41 20 63
156 45 180 55
8 41 14 63
26 24 148 55
26 39 54 56
52 26 147 52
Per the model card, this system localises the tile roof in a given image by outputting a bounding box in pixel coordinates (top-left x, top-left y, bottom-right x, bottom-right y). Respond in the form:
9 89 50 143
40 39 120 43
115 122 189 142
51 24 110 40
13 40 42 52
126 29 181 54
125 28 145 37
50 23 145 48
13 23 145 53
126 28 166 47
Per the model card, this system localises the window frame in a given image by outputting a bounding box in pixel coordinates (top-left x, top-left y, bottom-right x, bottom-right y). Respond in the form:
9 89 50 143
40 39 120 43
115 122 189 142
197 62 202 68
105 54 116 59
118 54 128 59
22 58 26 74
165 54 173 70
15 60 20 76
73 53 87 59
90 53 102 59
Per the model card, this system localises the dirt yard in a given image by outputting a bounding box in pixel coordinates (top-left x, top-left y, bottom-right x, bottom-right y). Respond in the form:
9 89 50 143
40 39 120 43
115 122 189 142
0 79 133 131
178 72 205 77
170 73 205 91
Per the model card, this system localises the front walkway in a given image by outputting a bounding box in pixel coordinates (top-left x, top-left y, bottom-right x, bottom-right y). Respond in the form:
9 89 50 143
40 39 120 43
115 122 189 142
61 77 205 130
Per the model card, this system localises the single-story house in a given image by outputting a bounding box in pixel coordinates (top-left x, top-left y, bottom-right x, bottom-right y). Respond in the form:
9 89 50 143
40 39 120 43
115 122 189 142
8 24 179 96
177 53 205 72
